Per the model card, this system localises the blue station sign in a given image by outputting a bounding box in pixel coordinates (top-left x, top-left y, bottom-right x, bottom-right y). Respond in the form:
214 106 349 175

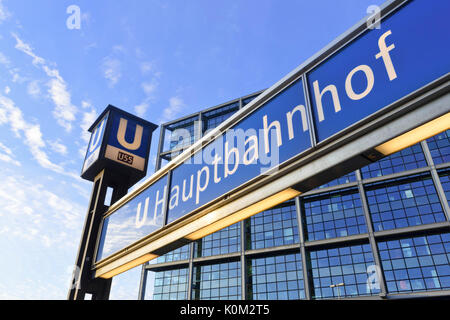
81 105 158 185
94 0 450 269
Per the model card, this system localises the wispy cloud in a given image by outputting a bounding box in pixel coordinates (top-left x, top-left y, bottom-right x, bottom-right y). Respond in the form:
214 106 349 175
80 105 97 143
133 79 159 117
48 139 68 156
140 61 154 75
101 56 121 88
0 51 10 66
11 33 78 132
0 173 85 252
0 94 78 178
0 0 11 24
27 80 40 98
0 142 20 166
159 96 185 123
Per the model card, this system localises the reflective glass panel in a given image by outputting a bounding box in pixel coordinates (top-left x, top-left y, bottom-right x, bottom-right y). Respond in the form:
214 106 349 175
378 233 450 293
302 188 367 241
248 253 305 300
309 243 380 299
366 174 445 232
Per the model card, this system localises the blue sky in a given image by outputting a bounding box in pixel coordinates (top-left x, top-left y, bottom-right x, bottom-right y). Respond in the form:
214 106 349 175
0 0 383 299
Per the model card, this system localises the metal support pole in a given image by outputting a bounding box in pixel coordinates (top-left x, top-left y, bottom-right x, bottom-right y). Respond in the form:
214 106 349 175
186 242 195 300
68 169 129 300
240 220 247 300
355 169 387 298
295 197 312 300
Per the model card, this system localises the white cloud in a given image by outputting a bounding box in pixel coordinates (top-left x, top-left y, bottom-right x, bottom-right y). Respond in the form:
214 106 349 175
0 51 10 66
0 94 78 178
47 78 77 131
12 33 45 66
101 56 121 87
0 0 11 24
80 107 97 143
0 142 20 166
0 173 85 246
4 86 10 94
81 100 92 109
134 102 149 117
140 61 154 74
48 139 68 156
160 96 185 123
11 33 78 132
27 80 40 97
141 80 158 96
133 79 159 117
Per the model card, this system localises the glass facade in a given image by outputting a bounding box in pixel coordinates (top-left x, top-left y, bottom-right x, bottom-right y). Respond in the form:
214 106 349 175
141 92 450 300
308 243 380 299
248 253 305 300
366 173 446 232
360 143 427 179
194 223 240 257
247 201 299 250
302 188 367 241
148 267 189 300
191 261 241 300
378 233 450 293
427 129 450 165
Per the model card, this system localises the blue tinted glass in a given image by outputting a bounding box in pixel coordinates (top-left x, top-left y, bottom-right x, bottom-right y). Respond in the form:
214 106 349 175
366 174 445 232
248 253 304 300
303 189 366 241
309 243 379 299
427 130 450 165
318 172 357 189
438 170 450 209
194 222 240 257
249 201 299 249
377 233 450 294
149 268 189 300
192 261 241 300
360 144 426 179
150 244 190 264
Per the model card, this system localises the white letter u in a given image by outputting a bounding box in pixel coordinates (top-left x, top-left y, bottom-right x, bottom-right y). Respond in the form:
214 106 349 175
89 119 105 152
135 197 149 228
117 118 143 150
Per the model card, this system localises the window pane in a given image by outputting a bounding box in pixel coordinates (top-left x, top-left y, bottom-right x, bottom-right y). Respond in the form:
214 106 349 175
146 268 189 300
248 253 305 300
308 243 379 299
360 143 426 179
427 129 450 165
377 232 450 294
248 201 299 249
192 261 241 300
194 222 241 257
365 174 445 232
302 188 367 241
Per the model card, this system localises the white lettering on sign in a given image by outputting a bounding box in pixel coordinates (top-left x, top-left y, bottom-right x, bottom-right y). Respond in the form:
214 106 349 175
89 119 105 153
135 186 167 228
314 30 397 122
117 118 143 151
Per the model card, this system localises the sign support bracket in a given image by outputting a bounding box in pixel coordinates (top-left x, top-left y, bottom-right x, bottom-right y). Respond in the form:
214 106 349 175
68 168 129 300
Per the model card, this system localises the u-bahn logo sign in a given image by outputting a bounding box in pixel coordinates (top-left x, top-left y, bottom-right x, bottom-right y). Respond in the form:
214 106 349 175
91 0 450 279
81 105 158 185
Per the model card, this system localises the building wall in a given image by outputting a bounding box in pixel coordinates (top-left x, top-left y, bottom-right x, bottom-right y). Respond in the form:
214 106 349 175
139 92 450 300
